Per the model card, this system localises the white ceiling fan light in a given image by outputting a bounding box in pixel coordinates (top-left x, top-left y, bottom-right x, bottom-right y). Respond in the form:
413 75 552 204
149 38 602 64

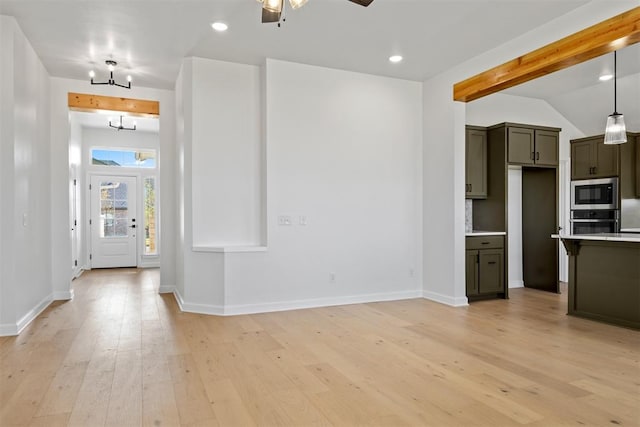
257 0 308 13
260 0 284 13
389 55 403 63
288 0 309 9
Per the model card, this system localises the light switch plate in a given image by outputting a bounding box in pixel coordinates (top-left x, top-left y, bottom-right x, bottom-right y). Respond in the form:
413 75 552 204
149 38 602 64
278 215 292 226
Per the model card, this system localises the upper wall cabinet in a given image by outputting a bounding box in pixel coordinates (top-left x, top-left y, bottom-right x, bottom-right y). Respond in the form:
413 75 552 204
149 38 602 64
570 136 620 180
507 126 559 166
466 126 487 199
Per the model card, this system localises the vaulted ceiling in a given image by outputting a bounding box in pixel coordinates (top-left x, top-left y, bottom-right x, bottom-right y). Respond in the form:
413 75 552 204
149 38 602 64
1 1 638 134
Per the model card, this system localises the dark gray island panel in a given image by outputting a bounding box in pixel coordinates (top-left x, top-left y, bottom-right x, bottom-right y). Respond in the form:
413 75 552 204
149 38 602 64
559 235 640 329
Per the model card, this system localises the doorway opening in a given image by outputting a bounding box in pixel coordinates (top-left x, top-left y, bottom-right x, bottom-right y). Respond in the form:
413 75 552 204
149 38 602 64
68 93 160 272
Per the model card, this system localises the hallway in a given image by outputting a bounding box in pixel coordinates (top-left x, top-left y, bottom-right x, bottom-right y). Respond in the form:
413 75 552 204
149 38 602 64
1 268 638 426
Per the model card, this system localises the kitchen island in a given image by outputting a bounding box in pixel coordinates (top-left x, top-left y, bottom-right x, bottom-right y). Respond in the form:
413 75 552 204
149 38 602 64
555 233 640 329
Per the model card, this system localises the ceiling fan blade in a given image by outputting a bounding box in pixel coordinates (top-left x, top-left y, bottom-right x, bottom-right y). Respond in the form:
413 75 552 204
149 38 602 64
262 8 281 23
348 0 374 6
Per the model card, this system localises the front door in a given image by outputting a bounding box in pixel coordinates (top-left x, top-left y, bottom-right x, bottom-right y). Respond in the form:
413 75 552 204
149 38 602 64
90 175 137 268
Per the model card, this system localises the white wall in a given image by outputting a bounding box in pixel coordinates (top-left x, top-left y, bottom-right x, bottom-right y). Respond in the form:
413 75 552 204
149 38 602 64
191 58 262 247
421 2 634 302
0 16 52 335
82 127 159 155
466 93 585 284
69 116 82 277
221 59 423 311
173 58 226 308
172 58 423 314
50 77 176 298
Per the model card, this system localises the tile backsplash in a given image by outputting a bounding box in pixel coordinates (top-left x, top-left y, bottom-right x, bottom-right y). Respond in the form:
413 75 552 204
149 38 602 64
465 199 473 233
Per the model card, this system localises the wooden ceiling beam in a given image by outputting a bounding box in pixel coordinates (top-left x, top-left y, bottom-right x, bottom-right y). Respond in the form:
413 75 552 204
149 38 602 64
68 92 160 117
453 7 640 102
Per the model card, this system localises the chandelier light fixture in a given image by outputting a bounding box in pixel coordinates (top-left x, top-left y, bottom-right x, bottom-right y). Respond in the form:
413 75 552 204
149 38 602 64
257 0 373 23
90 60 132 89
603 50 627 145
109 116 136 131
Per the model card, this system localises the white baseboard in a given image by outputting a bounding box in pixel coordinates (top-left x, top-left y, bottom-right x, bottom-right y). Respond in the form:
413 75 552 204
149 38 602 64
223 290 423 316
139 261 161 268
0 293 55 336
171 288 225 315
158 285 175 294
53 289 74 300
16 294 54 334
0 323 18 336
422 290 469 307
72 267 84 280
509 280 525 289
172 289 422 317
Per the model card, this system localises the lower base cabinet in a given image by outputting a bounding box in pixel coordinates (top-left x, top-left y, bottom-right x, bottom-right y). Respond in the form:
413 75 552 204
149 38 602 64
466 236 505 299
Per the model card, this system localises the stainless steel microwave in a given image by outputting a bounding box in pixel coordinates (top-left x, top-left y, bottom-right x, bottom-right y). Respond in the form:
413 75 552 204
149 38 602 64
570 177 618 210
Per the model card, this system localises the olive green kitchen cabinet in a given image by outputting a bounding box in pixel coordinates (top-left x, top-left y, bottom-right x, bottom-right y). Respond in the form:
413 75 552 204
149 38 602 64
507 126 559 166
466 126 487 199
570 136 619 180
466 236 505 298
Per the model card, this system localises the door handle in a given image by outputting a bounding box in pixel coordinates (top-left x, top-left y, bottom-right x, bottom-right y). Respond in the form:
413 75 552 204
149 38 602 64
129 224 136 229
487 261 497 265
536 152 540 161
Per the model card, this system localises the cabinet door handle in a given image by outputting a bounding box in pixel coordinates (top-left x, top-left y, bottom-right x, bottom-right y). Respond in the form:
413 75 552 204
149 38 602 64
469 184 472 191
593 166 597 174
487 261 497 265
536 152 540 161
481 242 490 245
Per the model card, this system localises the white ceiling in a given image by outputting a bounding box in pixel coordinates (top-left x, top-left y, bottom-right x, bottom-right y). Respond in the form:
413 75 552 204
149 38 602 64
1 0 638 135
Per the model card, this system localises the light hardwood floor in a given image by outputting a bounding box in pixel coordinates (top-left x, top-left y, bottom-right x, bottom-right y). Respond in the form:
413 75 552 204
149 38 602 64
1 268 638 426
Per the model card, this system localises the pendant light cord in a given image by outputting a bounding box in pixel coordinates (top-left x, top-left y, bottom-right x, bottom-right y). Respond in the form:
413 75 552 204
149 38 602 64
613 50 618 115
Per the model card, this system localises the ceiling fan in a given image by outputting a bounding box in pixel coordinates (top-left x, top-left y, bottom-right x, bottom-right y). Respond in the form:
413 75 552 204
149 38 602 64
258 0 374 24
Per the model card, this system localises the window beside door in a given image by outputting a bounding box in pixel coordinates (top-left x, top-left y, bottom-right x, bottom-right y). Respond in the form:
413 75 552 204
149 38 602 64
143 177 157 255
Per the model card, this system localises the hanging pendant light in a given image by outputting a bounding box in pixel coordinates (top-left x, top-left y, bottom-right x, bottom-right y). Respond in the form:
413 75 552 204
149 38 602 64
603 51 627 145
108 116 136 131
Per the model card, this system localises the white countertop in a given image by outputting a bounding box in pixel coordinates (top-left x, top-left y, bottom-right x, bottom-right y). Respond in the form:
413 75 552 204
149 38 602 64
621 228 640 234
552 233 640 243
466 231 507 237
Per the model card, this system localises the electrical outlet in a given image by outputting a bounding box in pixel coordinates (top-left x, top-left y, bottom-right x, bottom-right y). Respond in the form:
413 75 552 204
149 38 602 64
278 215 292 226
299 215 307 226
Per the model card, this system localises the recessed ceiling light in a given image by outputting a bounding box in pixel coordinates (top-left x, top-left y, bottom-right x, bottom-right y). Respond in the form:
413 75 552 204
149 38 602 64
389 55 403 63
599 73 613 81
211 22 228 32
